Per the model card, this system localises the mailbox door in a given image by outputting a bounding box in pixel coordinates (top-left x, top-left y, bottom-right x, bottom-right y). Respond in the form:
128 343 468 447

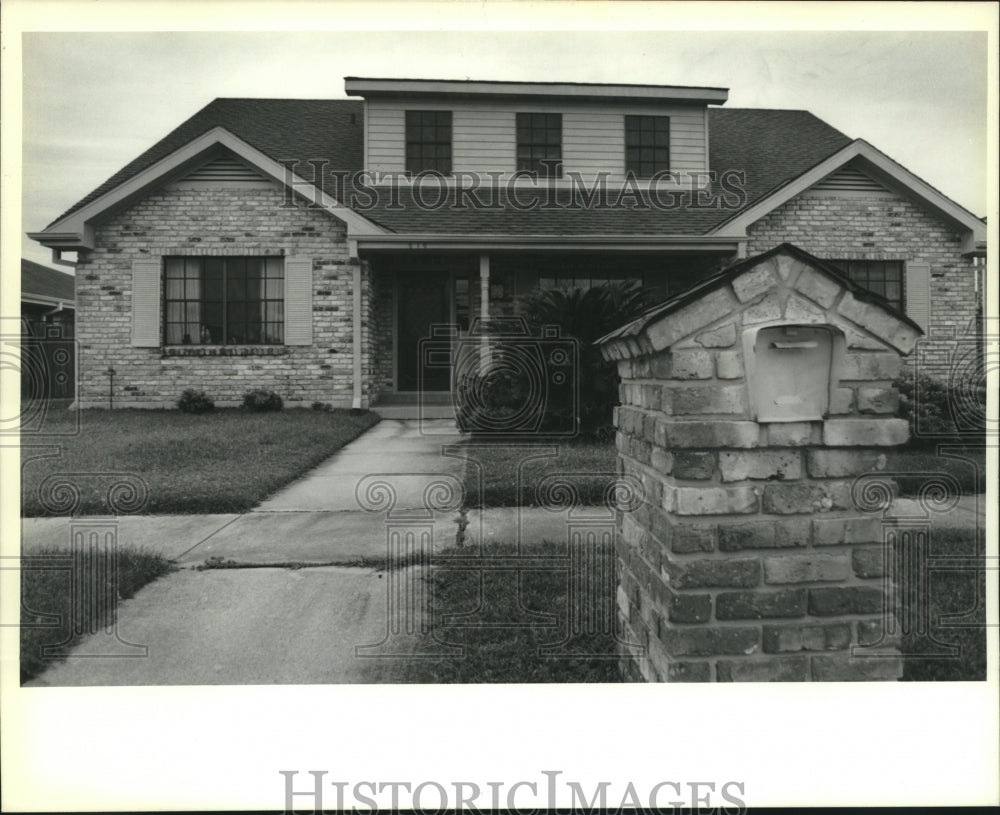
751 325 834 422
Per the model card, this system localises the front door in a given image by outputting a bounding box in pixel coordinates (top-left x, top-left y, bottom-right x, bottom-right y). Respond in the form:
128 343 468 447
396 272 452 391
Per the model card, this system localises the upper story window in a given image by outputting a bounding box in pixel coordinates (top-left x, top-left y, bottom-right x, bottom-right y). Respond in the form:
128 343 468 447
405 110 452 175
826 259 904 313
164 257 284 345
516 112 562 178
625 115 670 178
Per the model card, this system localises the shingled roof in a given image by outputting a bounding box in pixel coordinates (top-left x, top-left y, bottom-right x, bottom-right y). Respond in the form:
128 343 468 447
48 99 851 236
22 259 75 304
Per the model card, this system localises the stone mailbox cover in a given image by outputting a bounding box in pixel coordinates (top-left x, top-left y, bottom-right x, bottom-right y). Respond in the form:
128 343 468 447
598 242 923 682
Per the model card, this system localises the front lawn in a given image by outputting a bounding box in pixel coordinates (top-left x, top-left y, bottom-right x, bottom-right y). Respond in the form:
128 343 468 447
454 438 986 509
900 526 986 681
887 447 986 497
21 546 176 683
21 407 379 515
457 438 618 508
406 540 625 683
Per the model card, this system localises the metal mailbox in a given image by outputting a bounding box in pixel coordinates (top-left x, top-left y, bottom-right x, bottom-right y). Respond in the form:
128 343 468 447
747 324 835 422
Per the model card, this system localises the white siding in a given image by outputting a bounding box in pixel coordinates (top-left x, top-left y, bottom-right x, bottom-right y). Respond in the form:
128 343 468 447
364 98 709 181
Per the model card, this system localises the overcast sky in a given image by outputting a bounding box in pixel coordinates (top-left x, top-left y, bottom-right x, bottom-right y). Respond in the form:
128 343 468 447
18 27 990 268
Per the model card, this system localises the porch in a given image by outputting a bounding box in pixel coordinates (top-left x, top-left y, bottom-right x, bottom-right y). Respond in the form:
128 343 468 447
363 249 732 417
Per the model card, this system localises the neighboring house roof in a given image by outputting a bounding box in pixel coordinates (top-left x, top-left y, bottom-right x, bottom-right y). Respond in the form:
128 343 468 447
21 259 75 307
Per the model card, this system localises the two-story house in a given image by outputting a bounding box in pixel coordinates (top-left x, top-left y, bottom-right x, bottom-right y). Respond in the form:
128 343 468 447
28 77 986 412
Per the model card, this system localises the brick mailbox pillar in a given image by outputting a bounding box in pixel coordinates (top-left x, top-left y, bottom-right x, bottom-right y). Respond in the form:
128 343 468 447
598 243 923 682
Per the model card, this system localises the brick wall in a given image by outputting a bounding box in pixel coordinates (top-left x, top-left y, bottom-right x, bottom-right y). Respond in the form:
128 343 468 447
747 191 980 378
603 247 913 681
75 183 373 408
370 269 395 398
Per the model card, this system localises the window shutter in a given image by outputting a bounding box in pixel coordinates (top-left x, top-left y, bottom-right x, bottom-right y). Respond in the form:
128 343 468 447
284 256 313 345
905 261 931 330
131 257 161 347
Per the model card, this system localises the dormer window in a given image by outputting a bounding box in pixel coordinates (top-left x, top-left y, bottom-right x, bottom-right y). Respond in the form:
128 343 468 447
405 110 452 175
516 112 562 178
625 115 670 177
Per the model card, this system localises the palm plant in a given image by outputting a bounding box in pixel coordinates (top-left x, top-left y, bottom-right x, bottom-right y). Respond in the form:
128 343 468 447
518 280 658 434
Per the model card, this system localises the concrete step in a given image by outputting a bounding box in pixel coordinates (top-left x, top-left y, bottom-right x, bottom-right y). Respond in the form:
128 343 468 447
372 403 456 419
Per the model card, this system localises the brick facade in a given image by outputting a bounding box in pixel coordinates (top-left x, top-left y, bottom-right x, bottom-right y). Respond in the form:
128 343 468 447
74 183 373 408
746 190 981 378
603 247 914 681
70 175 977 410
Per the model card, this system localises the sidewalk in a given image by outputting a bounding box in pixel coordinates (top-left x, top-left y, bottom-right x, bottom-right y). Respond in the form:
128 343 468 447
17 417 990 685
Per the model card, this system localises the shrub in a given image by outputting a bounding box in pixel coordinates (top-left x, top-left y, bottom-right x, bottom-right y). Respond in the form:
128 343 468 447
895 373 986 448
242 389 284 412
177 389 215 414
311 401 333 412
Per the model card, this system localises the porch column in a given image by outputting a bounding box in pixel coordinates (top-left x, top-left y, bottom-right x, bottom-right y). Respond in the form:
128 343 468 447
479 253 491 368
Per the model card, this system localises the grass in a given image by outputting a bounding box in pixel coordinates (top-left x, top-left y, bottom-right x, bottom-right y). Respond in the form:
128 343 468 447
20 546 176 684
406 540 626 683
21 407 380 515
900 527 987 681
457 437 618 508
887 446 986 497
455 437 986 507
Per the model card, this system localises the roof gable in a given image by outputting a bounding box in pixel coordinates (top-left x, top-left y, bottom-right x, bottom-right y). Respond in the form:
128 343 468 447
711 139 986 252
47 99 365 226
31 120 386 248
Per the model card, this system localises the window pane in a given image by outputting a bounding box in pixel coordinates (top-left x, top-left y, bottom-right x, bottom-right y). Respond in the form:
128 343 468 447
824 259 903 311
227 274 245 301
264 278 282 299
164 256 285 346
625 115 670 176
406 110 451 174
266 257 284 278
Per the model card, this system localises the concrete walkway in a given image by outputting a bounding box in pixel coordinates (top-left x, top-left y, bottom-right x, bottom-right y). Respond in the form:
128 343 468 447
26 566 428 685
18 417 990 685
257 418 465 511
